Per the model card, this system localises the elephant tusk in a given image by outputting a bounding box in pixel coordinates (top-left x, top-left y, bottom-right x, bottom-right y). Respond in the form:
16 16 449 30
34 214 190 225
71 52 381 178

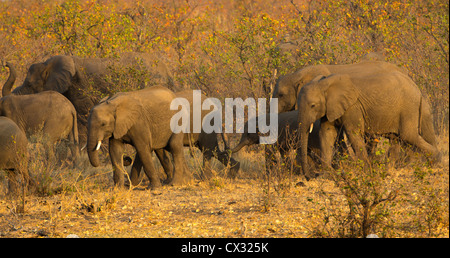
309 123 314 134
95 140 102 151
81 143 87 151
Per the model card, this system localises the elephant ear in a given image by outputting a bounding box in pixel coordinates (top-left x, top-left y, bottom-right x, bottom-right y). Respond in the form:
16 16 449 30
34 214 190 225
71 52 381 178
44 56 76 93
293 65 332 109
323 74 358 122
113 96 141 139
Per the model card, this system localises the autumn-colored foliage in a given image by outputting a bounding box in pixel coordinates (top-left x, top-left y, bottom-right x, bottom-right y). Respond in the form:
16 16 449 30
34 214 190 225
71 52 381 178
1 0 448 130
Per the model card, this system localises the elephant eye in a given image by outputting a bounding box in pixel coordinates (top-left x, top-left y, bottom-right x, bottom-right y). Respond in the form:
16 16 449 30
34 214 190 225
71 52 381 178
311 104 316 108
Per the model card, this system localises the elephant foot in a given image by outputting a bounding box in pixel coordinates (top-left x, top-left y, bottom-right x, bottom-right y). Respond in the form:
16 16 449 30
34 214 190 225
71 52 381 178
169 171 192 186
148 180 162 190
169 176 188 186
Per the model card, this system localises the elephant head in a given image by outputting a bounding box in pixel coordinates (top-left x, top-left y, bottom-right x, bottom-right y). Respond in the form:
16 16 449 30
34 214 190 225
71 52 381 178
86 93 139 167
272 65 332 113
296 74 357 176
6 56 76 96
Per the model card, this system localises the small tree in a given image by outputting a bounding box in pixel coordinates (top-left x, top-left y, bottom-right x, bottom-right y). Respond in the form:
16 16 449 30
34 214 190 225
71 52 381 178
327 156 400 237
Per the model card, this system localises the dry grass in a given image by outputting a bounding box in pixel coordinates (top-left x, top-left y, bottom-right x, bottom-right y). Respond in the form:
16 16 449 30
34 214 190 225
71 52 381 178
0 134 448 238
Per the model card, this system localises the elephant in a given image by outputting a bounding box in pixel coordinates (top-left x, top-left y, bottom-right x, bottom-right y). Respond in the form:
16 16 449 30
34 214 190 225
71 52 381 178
1 63 79 162
272 60 407 113
3 52 173 143
86 85 188 188
128 90 240 184
296 71 440 177
0 116 29 195
228 110 322 176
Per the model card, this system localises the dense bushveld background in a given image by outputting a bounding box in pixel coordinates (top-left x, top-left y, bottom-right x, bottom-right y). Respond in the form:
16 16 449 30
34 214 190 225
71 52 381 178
0 0 448 238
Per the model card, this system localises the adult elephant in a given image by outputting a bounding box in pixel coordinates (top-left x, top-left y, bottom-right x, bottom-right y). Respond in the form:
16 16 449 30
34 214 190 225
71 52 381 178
1 63 79 161
3 52 173 142
0 117 29 195
129 90 240 184
272 60 406 113
296 72 440 177
86 86 188 188
229 110 322 177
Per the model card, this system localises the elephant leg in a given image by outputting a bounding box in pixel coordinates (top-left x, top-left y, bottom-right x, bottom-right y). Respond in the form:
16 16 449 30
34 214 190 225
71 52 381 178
155 149 174 184
109 138 126 187
319 120 338 169
129 153 143 186
227 157 240 179
196 134 215 179
364 134 377 157
342 120 369 163
217 151 240 179
335 127 349 156
200 148 214 180
68 142 80 165
68 124 79 164
133 143 161 189
399 128 440 162
385 134 404 167
167 133 189 185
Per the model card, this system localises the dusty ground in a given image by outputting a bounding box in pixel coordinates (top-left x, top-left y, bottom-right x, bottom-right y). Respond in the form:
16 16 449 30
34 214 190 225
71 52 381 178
0 137 448 238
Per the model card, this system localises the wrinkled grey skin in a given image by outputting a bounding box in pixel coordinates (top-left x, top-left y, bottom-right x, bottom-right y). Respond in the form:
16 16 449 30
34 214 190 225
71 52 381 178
1 63 79 161
272 60 406 113
0 116 29 195
129 90 240 184
86 86 187 188
229 110 322 176
5 53 173 143
296 72 440 177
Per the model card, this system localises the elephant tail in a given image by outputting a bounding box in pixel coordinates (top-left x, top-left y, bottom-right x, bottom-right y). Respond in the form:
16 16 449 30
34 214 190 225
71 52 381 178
71 110 79 146
418 95 423 136
418 95 438 147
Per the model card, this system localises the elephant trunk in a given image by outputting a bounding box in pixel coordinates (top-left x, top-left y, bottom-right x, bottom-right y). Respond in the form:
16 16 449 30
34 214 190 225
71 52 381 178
231 137 251 153
2 62 16 97
87 132 102 167
298 125 311 180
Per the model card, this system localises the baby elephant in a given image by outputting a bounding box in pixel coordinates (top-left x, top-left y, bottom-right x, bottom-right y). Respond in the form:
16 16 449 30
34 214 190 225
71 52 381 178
0 117 29 195
228 110 322 177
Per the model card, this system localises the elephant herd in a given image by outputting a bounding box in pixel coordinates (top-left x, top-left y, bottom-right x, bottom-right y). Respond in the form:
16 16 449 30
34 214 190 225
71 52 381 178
0 53 441 194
